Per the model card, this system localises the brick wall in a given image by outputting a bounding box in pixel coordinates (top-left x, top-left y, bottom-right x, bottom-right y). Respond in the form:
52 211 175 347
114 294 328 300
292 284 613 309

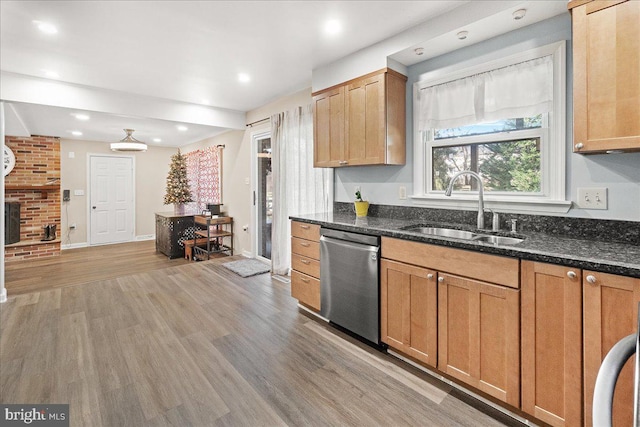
4 135 61 262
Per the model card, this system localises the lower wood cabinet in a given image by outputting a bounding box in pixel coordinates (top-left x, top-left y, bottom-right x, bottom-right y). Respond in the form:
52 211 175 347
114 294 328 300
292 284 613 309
521 261 583 427
583 270 640 427
290 221 321 311
380 259 437 367
438 273 520 407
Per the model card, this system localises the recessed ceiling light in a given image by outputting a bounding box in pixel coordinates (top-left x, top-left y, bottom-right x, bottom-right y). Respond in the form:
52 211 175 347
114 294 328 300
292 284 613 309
414 48 425 56
512 9 527 20
71 131 82 136
324 19 341 36
457 31 469 40
153 138 162 143
33 20 58 34
74 114 90 121
177 125 188 131
44 70 59 79
238 73 250 83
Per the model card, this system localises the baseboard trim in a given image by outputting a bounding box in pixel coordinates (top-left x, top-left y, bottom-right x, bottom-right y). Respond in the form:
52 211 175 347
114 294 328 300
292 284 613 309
62 242 89 250
136 234 155 241
242 250 252 258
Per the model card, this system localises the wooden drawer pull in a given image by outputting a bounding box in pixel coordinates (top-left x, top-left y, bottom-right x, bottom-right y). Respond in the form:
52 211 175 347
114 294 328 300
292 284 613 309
300 259 310 265
300 277 310 283
300 225 310 229
300 242 311 247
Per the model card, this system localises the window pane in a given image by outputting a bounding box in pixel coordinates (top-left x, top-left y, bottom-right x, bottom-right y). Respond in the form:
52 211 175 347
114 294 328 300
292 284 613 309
434 115 542 140
432 138 541 193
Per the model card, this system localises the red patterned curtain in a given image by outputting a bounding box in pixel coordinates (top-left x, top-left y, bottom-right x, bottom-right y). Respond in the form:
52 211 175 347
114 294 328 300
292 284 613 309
184 146 222 212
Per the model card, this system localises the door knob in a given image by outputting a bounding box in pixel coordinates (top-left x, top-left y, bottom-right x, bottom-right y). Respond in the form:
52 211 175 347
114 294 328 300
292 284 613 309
92 206 96 209
575 142 584 150
438 276 444 283
586 275 597 284
567 271 577 279
427 273 434 280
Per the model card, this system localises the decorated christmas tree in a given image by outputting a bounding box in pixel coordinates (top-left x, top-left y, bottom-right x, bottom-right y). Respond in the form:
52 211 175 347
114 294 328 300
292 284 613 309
164 149 193 205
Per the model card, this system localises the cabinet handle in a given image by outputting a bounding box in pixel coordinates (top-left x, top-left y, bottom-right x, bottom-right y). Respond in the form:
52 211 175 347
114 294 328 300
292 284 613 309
339 160 348 165
300 259 310 265
300 242 310 247
438 276 444 283
567 271 577 279
301 277 310 283
427 273 434 280
575 142 584 150
300 225 310 229
586 274 597 284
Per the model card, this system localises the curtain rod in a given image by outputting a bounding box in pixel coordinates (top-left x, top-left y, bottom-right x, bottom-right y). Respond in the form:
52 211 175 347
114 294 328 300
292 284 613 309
215 144 225 148
246 117 269 127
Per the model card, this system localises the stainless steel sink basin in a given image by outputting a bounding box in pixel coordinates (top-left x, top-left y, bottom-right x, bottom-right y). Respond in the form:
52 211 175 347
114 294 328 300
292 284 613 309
473 235 524 245
403 225 525 246
404 227 477 240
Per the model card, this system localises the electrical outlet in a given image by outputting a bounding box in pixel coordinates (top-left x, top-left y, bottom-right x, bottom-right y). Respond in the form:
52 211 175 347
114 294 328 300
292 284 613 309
399 186 407 200
577 187 608 210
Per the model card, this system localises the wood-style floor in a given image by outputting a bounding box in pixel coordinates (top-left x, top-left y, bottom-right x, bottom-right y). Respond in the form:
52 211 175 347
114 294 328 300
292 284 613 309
4 240 194 296
1 243 518 426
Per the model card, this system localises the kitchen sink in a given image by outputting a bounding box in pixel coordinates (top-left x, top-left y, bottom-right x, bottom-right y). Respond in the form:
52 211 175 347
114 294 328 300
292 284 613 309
472 235 525 246
402 225 525 246
403 227 477 240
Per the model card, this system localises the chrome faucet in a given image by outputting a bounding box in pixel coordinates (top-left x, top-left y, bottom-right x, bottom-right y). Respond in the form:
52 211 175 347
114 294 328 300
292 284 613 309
445 171 485 230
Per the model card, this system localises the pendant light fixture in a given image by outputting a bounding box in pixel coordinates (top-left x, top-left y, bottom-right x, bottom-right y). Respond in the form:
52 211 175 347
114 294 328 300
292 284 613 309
110 129 148 152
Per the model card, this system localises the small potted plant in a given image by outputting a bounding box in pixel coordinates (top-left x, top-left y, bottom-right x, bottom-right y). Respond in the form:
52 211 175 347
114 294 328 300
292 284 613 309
354 190 369 217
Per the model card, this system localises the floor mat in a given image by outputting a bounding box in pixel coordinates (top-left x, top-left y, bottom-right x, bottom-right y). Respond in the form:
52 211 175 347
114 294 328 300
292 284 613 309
221 258 271 277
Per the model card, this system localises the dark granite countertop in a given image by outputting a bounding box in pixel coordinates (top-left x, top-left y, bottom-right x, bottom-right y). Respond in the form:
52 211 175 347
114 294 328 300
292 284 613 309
290 212 640 279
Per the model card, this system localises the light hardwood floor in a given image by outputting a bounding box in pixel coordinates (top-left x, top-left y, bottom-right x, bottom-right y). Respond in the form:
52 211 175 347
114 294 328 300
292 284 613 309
1 243 520 426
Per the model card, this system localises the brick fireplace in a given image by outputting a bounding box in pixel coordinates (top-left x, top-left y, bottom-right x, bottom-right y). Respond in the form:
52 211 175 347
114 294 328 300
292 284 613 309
4 135 61 262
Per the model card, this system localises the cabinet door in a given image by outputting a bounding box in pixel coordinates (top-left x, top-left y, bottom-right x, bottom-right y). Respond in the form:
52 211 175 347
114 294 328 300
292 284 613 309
380 259 437 367
583 271 640 427
521 261 582 427
313 87 345 167
438 273 520 407
572 0 640 153
344 73 386 166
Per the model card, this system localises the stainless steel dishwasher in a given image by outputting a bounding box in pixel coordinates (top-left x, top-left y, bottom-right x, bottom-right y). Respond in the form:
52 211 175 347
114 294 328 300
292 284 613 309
320 228 381 345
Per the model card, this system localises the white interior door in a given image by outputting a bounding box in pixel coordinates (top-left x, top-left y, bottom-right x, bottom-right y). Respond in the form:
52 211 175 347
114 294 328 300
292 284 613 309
90 155 134 245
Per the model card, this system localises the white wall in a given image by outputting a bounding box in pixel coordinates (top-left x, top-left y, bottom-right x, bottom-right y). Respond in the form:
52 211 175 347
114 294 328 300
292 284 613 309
334 14 640 222
60 139 178 247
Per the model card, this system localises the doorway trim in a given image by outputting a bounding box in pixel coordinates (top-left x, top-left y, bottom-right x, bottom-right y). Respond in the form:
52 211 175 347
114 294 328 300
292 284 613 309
250 130 271 261
87 153 136 246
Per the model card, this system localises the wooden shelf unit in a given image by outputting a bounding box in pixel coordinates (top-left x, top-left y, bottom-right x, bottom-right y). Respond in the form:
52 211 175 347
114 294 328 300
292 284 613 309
192 215 234 260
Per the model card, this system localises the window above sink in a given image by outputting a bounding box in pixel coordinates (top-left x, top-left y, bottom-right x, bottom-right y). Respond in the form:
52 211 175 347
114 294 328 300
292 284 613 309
411 41 571 215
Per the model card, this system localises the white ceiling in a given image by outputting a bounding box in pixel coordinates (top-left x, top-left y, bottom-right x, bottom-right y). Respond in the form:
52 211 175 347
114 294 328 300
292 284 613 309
0 1 568 148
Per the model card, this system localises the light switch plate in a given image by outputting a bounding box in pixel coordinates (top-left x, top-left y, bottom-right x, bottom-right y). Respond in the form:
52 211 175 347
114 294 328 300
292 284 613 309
74 189 85 196
577 187 608 210
399 186 407 200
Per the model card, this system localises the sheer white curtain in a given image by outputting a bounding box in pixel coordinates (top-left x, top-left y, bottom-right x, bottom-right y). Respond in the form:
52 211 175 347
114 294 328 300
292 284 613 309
418 55 553 130
271 105 333 275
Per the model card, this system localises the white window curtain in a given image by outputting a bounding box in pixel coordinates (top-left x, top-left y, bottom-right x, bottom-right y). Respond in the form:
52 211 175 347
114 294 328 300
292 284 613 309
271 105 333 275
418 55 553 130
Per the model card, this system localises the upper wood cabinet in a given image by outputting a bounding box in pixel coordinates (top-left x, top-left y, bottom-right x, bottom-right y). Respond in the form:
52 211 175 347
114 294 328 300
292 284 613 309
313 69 407 167
569 0 640 153
521 261 583 427
583 270 640 427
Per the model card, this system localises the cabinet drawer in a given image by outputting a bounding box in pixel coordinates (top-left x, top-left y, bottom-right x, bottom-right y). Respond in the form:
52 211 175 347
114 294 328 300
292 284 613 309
382 237 519 288
291 253 320 278
291 270 320 311
291 221 320 241
291 237 320 260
